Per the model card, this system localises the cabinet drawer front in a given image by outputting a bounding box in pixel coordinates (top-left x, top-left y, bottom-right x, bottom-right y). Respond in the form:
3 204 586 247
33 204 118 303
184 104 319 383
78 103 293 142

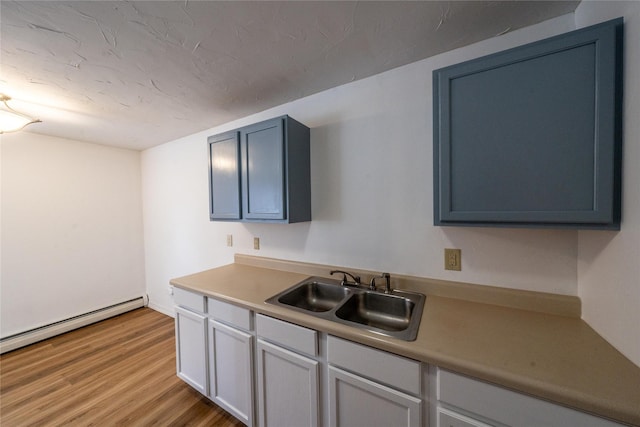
437 369 622 427
327 335 421 395
208 297 251 331
256 314 317 357
437 407 491 427
174 287 206 314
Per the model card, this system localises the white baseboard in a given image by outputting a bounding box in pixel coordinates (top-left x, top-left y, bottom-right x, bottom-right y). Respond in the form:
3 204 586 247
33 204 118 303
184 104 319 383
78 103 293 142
148 302 175 318
0 297 146 354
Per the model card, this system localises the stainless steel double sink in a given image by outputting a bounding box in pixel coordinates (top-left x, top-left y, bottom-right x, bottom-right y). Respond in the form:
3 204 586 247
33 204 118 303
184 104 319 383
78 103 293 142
265 277 425 341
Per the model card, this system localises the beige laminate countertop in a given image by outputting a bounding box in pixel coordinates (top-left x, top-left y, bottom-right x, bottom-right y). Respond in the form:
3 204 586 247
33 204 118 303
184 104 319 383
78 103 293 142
170 262 640 426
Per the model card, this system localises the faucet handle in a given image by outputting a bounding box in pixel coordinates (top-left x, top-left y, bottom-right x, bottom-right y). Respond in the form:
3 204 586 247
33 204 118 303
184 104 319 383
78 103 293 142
330 270 361 286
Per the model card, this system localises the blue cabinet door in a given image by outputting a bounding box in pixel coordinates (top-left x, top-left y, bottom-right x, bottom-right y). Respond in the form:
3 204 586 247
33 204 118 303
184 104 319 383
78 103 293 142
241 118 287 220
433 18 622 229
208 131 241 220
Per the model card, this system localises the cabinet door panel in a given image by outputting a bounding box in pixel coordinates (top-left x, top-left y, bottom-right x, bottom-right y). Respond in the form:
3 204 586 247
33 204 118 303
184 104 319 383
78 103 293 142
433 19 622 229
209 131 241 220
329 366 421 427
175 307 208 395
242 119 286 220
256 339 319 427
209 320 253 426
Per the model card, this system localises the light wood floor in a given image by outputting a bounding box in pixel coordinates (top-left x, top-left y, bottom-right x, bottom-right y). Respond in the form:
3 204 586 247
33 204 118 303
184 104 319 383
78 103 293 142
0 308 244 426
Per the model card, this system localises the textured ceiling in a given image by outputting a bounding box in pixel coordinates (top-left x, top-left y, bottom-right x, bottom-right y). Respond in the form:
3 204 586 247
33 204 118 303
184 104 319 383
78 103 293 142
1 1 579 150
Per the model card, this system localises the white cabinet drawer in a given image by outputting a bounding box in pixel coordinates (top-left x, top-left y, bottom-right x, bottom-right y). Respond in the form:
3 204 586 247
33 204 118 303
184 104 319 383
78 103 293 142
208 297 251 331
256 314 317 357
327 335 421 395
174 287 206 314
437 407 491 427
437 369 623 427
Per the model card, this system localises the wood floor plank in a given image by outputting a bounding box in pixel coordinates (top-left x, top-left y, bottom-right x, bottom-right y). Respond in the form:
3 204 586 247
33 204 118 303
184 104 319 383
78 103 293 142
0 308 244 426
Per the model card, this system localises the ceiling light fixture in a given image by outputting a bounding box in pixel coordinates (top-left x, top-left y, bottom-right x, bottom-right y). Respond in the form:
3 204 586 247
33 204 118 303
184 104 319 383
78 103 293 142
0 94 41 134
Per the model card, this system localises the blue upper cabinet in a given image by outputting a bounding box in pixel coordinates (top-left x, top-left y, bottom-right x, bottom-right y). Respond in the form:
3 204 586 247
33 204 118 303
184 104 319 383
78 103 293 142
208 115 311 223
433 18 623 230
209 131 241 220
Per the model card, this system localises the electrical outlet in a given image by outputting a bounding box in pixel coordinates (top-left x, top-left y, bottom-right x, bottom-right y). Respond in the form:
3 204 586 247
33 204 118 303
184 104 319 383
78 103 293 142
254 237 260 250
444 248 461 271
226 234 233 247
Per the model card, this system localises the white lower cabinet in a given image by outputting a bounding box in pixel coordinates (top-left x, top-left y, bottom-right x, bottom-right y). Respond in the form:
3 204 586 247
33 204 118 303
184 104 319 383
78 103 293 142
327 335 423 427
329 366 422 427
208 319 254 426
256 339 320 427
256 314 321 427
174 288 621 427
175 305 208 395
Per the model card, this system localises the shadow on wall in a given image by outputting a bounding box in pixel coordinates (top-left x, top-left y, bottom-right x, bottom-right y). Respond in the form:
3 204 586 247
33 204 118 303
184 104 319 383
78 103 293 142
576 229 620 268
243 221 312 254
309 122 343 224
440 225 579 288
240 110 402 267
309 111 396 221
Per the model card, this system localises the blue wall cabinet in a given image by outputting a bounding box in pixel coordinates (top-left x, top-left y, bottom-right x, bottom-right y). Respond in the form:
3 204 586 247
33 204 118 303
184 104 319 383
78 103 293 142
208 115 311 223
208 131 242 220
433 18 623 229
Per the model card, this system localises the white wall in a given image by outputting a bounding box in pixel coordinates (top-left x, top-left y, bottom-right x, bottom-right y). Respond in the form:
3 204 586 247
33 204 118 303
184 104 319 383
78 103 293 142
576 2 640 368
1 132 146 337
142 14 580 317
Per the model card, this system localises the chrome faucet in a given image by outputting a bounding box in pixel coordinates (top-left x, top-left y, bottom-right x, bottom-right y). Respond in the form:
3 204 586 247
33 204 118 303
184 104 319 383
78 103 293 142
330 270 361 287
370 273 392 294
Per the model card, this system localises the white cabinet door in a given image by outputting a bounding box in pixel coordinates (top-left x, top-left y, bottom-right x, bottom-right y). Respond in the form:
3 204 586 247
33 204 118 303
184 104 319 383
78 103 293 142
208 319 254 426
256 339 320 427
175 306 208 394
329 366 422 427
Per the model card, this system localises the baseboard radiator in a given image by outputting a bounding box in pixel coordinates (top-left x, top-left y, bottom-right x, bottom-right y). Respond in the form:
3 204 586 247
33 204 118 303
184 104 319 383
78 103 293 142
0 296 147 354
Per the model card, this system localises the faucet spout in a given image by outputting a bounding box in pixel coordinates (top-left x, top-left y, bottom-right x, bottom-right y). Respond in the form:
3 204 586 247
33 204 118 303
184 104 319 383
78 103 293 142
370 273 392 293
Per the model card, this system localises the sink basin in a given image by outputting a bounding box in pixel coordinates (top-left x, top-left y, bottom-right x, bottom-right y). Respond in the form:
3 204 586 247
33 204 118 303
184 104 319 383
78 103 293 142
265 276 425 341
275 280 351 312
335 291 414 332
